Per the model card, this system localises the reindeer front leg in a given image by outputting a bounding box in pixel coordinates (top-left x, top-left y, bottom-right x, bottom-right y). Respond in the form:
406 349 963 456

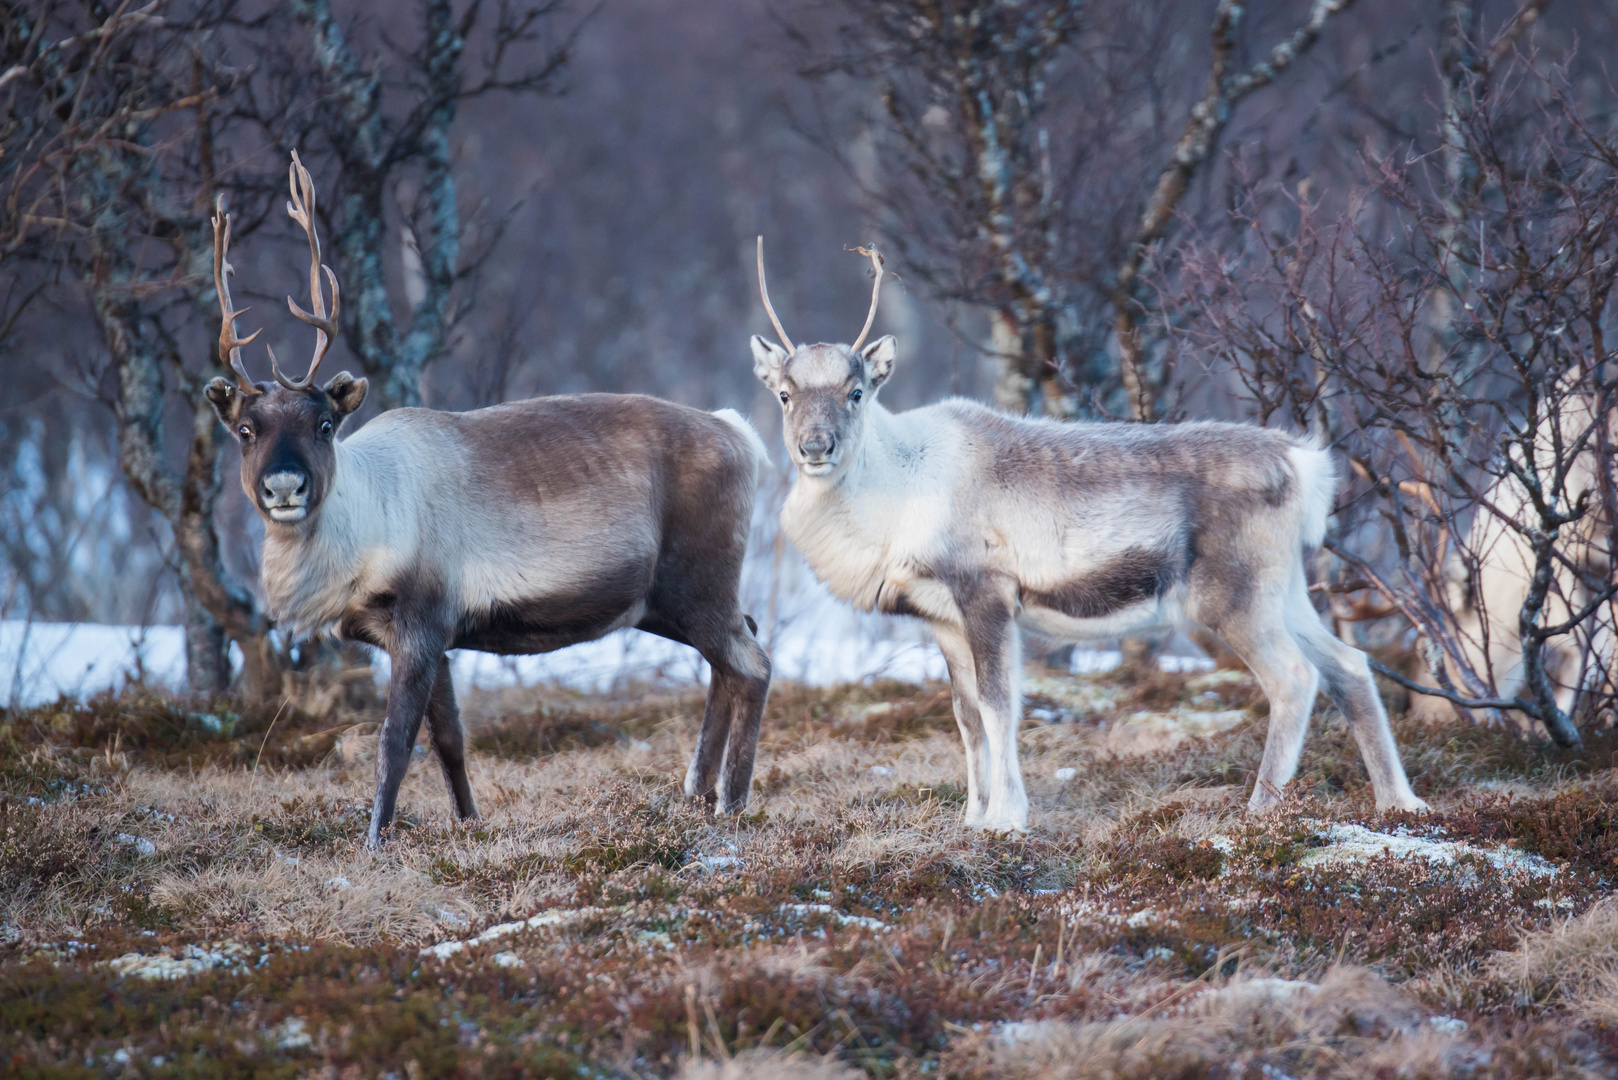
370 620 449 849
932 623 990 825
943 573 1029 832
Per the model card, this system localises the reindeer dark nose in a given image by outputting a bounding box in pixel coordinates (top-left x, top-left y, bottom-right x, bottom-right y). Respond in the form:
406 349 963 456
799 434 836 462
261 471 308 503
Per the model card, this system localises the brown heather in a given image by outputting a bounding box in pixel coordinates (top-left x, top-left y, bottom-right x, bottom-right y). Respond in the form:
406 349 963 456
3 667 1618 1077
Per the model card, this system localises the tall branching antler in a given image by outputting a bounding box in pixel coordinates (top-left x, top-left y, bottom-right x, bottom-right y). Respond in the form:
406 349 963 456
211 194 263 395
271 150 341 390
847 243 885 352
756 235 795 355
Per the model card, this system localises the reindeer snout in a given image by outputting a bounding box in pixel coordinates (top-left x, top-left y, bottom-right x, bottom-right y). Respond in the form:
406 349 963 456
261 471 311 521
798 433 836 463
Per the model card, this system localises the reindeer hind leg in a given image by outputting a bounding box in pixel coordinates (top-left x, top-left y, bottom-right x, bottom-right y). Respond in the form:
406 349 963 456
1287 587 1427 811
424 654 478 820
715 623 772 814
1215 601 1321 812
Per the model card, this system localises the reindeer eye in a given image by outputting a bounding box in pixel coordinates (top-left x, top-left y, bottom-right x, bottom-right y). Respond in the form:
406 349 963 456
237 425 253 440
779 391 789 405
320 419 333 438
850 388 863 404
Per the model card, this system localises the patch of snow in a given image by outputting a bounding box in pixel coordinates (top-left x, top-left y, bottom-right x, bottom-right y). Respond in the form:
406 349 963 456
692 855 742 873
115 833 156 857
0 620 189 705
1053 767 1077 782
778 903 890 932
491 951 524 968
637 929 675 949
104 943 251 981
997 1020 1051 1045
1186 669 1250 691
420 906 613 961
1069 634 1216 676
1429 1015 1468 1036
1125 908 1158 929
270 1016 313 1051
323 876 352 890
868 765 895 777
435 907 470 929
1298 823 1558 879
4 599 1215 704
1258 1065 1300 1080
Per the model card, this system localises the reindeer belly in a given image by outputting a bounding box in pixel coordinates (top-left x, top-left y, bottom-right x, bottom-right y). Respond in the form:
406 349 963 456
1016 543 1190 642
451 559 653 656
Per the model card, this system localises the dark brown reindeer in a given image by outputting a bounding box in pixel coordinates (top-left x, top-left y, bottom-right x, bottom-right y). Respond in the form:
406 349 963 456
205 153 772 847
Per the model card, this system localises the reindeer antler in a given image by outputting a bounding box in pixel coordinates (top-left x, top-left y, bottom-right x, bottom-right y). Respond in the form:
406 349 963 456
211 195 263 395
756 235 796 355
271 149 341 391
847 243 886 352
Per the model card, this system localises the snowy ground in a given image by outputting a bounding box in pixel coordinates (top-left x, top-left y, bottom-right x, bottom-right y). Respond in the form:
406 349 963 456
2 581 1210 704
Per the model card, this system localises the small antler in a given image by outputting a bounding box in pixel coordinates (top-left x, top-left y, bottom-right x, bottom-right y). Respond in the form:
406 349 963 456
272 149 341 391
848 242 885 352
211 194 263 395
756 235 796 355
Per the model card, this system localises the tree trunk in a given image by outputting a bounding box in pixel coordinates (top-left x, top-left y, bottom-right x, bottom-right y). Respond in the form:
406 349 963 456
991 310 1033 414
96 265 285 701
182 586 231 696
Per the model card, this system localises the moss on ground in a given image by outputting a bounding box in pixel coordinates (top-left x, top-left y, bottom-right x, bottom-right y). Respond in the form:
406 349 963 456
2 674 1617 1076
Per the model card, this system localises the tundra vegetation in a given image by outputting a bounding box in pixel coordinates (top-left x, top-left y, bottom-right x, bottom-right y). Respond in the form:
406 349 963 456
5 669 1618 1076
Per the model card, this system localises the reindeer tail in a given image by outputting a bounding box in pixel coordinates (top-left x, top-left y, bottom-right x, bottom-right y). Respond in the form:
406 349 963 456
1287 443 1337 551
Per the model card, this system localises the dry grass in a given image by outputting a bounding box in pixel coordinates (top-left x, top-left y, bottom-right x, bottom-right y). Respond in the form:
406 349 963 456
1490 899 1618 1025
3 666 1618 1076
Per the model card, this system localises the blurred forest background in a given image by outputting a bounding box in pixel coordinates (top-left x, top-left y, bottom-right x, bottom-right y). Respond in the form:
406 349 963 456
1 1 1613 738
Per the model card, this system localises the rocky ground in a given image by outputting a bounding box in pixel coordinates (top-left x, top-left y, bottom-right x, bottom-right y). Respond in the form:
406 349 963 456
4 661 1618 1078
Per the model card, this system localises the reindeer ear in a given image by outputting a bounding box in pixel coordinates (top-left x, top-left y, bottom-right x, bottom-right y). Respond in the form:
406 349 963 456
205 377 246 426
860 335 896 389
750 335 789 390
324 372 368 417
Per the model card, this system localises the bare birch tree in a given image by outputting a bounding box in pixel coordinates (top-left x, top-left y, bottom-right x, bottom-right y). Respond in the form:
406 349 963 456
801 0 1360 419
280 0 577 410
1175 55 1615 746
0 0 576 698
799 0 1088 416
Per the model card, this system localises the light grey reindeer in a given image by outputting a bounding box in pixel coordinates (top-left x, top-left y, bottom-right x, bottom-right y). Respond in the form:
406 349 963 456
1408 387 1616 732
751 238 1426 831
205 153 772 848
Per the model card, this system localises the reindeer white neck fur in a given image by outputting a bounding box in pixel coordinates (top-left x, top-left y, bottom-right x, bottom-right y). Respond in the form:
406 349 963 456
260 432 401 636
